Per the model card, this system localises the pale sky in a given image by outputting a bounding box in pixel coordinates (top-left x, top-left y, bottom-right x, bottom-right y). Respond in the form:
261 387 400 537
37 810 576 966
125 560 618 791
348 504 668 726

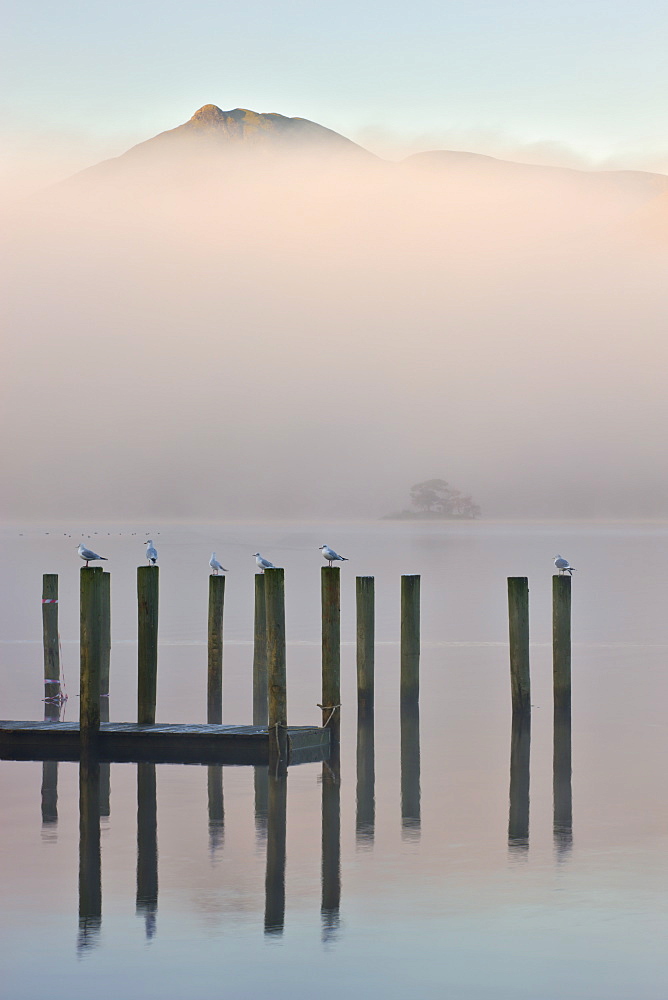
3 0 668 182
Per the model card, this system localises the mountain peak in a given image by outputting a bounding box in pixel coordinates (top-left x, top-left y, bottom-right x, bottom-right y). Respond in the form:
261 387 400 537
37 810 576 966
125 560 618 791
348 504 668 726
190 104 227 122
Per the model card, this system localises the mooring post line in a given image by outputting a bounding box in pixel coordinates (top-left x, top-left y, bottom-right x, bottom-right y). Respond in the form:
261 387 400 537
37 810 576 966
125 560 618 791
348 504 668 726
207 574 225 724
356 576 374 715
321 566 341 740
137 565 159 725
507 577 531 717
400 575 420 704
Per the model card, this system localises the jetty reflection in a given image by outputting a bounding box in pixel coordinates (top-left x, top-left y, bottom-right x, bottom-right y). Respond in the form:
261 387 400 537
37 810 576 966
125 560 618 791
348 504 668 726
264 764 287 935
136 763 158 939
321 747 341 941
78 755 101 952
207 764 224 857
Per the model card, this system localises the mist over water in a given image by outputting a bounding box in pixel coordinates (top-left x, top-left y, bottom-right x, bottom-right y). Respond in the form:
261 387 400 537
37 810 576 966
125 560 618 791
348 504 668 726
3 134 668 520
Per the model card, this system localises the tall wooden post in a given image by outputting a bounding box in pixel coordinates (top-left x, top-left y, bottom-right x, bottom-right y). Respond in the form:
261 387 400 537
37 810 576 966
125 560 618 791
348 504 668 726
137 566 159 725
253 575 268 726
553 575 571 714
80 567 103 748
356 576 374 714
207 575 225 724
264 568 287 761
508 577 531 716
400 575 420 704
321 566 341 739
42 574 60 696
100 571 111 698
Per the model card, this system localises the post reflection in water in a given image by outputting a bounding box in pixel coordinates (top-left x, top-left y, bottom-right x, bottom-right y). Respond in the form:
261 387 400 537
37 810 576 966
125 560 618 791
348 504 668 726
321 745 341 941
41 699 60 829
99 697 110 819
356 710 375 847
78 753 102 953
553 706 573 860
207 765 224 858
136 763 158 940
508 712 531 854
400 702 421 840
254 766 268 844
264 763 287 936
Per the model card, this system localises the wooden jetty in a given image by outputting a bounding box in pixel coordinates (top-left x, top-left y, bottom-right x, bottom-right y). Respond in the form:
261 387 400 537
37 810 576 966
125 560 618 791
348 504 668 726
0 721 329 766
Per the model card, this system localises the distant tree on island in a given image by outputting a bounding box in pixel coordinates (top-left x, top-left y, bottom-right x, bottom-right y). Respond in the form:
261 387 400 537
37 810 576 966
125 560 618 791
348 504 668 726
384 478 481 520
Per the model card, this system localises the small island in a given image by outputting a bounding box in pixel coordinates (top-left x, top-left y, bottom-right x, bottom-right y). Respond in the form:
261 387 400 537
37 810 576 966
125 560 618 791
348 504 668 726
384 478 481 520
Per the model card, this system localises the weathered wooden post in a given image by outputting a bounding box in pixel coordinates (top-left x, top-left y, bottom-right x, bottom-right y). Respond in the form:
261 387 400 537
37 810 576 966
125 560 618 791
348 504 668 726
264 568 287 761
553 575 571 714
100 571 111 698
264 768 287 935
356 576 374 714
80 567 103 748
136 762 158 940
400 575 420 704
508 577 531 716
207 575 225 724
78 754 101 952
137 566 159 725
321 566 341 739
253 575 268 726
508 711 531 848
42 573 60 698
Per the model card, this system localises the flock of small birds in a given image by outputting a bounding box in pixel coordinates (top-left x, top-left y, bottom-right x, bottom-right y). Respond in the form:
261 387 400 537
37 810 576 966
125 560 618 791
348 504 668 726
75 540 350 573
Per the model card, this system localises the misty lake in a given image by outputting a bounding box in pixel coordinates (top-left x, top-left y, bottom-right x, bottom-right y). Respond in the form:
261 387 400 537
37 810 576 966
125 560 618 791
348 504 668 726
1 520 667 999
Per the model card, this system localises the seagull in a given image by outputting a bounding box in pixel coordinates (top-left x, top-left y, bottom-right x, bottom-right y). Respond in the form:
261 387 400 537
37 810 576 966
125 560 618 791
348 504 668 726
77 543 108 567
210 552 227 575
145 540 158 565
319 544 349 567
554 555 575 575
253 552 275 572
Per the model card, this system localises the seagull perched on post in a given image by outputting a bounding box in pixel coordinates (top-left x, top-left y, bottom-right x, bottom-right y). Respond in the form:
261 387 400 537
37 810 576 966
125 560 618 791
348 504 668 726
253 553 275 572
77 543 108 567
319 545 349 567
554 555 575 575
145 540 158 565
209 552 227 575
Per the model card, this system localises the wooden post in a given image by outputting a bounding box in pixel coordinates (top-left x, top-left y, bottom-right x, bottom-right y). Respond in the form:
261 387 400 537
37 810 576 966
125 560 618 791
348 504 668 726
553 575 571 714
553 706 573 858
400 575 420 704
42 574 60 697
78 754 101 951
264 568 287 761
100 571 111 698
137 566 159 725
508 577 531 716
253 575 268 726
264 768 287 935
80 567 103 747
321 566 341 738
207 575 225 724
136 762 158 940
508 712 531 848
356 576 374 714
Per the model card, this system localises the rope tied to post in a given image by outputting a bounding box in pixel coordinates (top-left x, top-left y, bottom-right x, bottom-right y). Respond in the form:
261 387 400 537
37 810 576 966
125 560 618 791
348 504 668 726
272 721 286 758
317 703 341 728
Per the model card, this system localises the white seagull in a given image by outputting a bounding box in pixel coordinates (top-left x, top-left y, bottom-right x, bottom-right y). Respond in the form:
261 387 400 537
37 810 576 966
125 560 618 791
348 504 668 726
145 540 158 565
209 552 227 575
319 544 349 567
77 543 108 567
554 554 576 575
253 552 275 572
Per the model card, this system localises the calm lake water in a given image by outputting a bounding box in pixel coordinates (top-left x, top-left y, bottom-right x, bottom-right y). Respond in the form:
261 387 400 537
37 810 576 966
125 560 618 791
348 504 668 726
1 520 667 999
